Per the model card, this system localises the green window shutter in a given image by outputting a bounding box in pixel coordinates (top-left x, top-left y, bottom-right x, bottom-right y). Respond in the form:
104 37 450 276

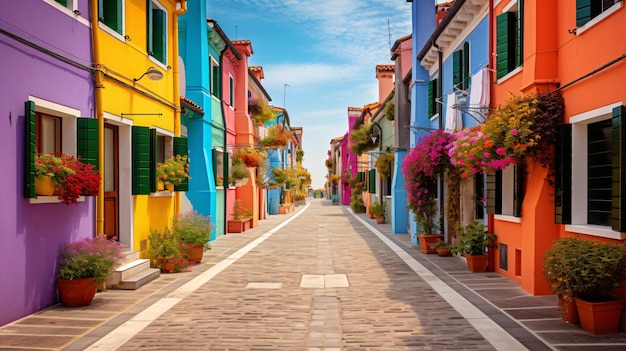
462 42 470 90
212 63 221 99
174 137 189 192
453 50 462 88
474 173 484 220
369 169 376 193
229 77 234 106
611 105 626 232
516 1 524 68
55 0 68 7
428 80 434 117
576 0 593 27
496 12 516 79
212 149 217 184
77 118 99 170
24 101 36 198
146 0 153 55
513 163 525 217
150 129 157 193
102 0 122 34
486 172 503 215
359 171 365 183
132 126 151 195
224 152 229 188
555 124 572 224
152 9 166 63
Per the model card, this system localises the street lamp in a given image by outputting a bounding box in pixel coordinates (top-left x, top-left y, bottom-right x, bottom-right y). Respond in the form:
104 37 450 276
370 122 382 150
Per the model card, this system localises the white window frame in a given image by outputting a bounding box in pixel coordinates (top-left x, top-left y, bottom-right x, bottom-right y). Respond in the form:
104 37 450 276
210 57 220 100
43 0 90 26
576 0 622 35
98 0 126 43
229 74 235 109
28 96 82 204
566 102 625 240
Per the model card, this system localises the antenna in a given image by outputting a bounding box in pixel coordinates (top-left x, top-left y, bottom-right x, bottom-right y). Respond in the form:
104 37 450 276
235 25 238 40
387 19 392 52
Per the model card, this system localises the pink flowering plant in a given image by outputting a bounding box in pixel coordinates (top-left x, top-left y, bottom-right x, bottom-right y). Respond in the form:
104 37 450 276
401 130 454 234
448 93 563 179
58 235 123 282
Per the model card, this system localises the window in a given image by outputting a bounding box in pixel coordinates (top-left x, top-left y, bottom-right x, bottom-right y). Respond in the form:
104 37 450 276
453 42 470 91
147 0 167 64
24 99 98 199
210 57 221 99
496 1 523 79
213 149 225 187
98 0 124 35
486 164 524 218
576 0 621 27
427 78 439 118
131 127 187 194
36 113 62 154
229 75 235 107
51 0 77 11
557 104 626 237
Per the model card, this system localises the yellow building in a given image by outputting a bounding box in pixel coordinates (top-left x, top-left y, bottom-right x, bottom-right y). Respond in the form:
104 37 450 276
91 0 188 257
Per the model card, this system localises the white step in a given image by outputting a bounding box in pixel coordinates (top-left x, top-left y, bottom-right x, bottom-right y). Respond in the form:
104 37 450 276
118 268 161 290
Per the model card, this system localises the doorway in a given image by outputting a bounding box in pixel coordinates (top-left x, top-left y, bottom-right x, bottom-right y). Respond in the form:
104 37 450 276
104 123 119 240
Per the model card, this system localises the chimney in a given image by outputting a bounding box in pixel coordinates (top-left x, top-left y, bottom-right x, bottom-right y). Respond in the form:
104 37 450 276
436 1 454 25
250 66 264 81
375 65 394 104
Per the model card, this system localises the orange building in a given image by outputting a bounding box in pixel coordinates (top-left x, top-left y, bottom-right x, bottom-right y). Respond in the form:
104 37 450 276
490 0 626 295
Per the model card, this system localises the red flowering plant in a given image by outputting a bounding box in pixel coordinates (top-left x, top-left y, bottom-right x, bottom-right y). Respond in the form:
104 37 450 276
58 235 123 282
448 93 563 179
260 124 290 148
401 130 454 235
234 147 266 168
34 153 101 205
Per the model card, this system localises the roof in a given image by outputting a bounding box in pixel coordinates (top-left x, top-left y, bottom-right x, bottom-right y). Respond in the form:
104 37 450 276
390 33 412 60
347 107 363 112
206 19 242 60
180 96 204 115
248 69 272 101
376 64 395 72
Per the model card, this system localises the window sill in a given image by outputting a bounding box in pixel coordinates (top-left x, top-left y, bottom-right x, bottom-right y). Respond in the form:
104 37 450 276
150 191 174 198
576 2 623 36
429 113 440 123
565 224 626 240
494 214 521 223
30 196 85 204
496 66 522 84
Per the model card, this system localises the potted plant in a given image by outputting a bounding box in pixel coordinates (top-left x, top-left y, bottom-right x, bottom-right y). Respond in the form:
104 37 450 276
430 239 451 257
370 201 386 224
156 155 190 191
451 221 496 272
227 199 252 233
543 237 626 334
260 124 290 148
57 236 123 306
234 147 265 168
248 97 276 125
34 153 101 204
230 159 250 187
148 227 183 273
172 211 213 263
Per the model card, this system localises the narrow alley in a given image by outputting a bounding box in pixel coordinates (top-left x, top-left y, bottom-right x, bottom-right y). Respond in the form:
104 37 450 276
1 199 625 351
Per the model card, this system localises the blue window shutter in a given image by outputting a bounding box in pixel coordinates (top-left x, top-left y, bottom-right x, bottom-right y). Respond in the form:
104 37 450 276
77 118 99 170
173 137 189 192
24 101 36 198
611 105 625 232
132 126 151 195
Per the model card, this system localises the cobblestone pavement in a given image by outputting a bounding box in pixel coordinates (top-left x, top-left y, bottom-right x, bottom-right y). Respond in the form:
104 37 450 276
1 199 626 351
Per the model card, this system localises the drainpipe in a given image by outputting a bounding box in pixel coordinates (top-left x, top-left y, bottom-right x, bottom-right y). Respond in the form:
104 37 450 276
434 42 444 235
90 0 105 236
487 0 495 271
173 0 187 215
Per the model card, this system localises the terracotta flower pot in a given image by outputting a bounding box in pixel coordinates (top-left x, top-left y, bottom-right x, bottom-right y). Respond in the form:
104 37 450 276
464 254 488 272
56 277 97 307
436 247 450 257
418 234 444 254
574 298 622 335
375 216 385 224
187 243 205 263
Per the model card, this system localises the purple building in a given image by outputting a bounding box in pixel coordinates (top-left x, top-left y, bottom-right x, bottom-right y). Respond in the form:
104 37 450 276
0 0 95 326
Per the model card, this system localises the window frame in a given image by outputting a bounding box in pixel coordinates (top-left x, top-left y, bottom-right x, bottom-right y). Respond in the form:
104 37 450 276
98 0 125 41
147 0 168 66
496 1 523 80
229 75 235 108
566 102 625 239
210 57 221 99
576 0 622 33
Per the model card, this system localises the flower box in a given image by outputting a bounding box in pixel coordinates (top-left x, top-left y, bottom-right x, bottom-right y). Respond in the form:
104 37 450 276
228 219 252 233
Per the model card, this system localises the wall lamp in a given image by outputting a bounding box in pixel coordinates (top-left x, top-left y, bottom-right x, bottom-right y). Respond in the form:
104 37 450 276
370 121 382 150
133 67 163 82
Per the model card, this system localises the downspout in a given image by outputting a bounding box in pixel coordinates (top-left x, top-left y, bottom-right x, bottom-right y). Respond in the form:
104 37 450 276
219 51 227 235
90 0 105 236
434 42 444 235
487 0 495 236
173 0 187 215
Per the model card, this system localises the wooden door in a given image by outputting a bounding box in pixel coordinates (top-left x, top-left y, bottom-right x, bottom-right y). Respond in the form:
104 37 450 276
103 124 119 240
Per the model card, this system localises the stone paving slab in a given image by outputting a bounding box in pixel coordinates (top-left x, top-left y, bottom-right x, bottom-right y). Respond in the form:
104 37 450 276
1 199 625 350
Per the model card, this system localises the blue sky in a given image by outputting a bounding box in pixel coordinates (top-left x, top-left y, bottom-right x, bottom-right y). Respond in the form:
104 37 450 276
207 0 415 189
